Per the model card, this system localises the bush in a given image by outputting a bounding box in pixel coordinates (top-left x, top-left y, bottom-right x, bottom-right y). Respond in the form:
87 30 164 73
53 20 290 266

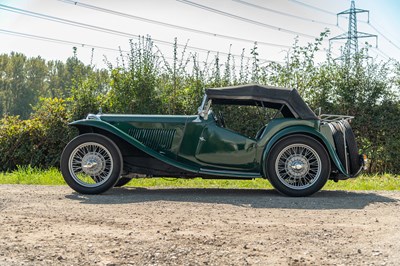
0 98 75 171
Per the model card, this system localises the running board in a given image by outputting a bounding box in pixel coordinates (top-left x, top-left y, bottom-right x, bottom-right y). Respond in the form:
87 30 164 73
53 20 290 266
199 168 261 178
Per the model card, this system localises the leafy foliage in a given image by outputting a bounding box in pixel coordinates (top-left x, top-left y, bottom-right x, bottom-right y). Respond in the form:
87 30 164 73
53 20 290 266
0 98 74 171
106 37 162 114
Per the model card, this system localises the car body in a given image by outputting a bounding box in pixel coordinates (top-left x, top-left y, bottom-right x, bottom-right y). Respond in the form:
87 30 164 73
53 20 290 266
60 84 364 196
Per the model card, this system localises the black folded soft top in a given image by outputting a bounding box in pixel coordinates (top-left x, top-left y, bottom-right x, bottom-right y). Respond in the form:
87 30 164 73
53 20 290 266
205 84 318 120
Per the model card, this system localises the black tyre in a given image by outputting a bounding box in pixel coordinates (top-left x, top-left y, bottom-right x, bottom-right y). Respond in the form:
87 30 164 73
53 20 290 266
114 177 132 187
266 134 331 197
330 122 347 170
60 133 123 194
341 120 361 174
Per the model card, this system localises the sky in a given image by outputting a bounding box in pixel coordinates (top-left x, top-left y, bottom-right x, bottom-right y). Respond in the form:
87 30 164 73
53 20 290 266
1 0 400 69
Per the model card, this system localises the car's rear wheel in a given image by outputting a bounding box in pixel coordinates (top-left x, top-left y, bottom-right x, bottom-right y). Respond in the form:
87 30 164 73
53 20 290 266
266 134 330 197
60 133 123 194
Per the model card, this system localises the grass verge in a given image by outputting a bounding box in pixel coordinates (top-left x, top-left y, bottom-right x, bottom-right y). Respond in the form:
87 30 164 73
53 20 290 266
0 166 65 185
0 166 399 190
0 166 400 190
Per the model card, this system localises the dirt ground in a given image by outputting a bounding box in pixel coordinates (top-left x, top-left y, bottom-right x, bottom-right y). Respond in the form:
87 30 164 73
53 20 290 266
0 185 399 266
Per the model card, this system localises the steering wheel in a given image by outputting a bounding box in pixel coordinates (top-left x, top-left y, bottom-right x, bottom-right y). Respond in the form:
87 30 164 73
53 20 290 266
218 111 226 128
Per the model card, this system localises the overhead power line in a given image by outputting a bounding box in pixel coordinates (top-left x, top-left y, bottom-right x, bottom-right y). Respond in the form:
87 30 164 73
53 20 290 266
0 29 222 65
0 4 278 62
369 18 400 44
289 0 368 24
368 22 400 51
232 0 335 26
176 0 316 39
59 0 289 49
0 4 163 43
288 0 336 16
0 28 128 53
372 47 390 60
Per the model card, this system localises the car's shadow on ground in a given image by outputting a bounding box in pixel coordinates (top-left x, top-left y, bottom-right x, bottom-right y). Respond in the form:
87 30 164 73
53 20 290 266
65 187 399 210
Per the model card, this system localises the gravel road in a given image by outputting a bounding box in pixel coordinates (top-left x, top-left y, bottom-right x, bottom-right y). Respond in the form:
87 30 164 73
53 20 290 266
0 185 399 266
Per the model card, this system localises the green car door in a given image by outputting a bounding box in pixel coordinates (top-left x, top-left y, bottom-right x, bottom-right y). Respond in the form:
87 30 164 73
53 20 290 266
194 122 258 171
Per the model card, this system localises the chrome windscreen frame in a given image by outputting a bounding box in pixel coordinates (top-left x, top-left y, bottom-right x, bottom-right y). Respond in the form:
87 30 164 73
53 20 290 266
197 95 212 120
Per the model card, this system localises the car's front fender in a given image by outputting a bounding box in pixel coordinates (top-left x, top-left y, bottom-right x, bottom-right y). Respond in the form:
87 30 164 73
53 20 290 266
69 119 200 174
261 125 348 177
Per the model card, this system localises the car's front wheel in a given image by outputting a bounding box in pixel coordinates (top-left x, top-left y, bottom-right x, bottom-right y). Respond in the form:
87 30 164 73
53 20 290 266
60 133 123 194
266 134 330 197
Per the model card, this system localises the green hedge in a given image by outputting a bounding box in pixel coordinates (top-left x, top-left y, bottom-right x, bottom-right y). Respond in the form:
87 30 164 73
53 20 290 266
0 98 75 171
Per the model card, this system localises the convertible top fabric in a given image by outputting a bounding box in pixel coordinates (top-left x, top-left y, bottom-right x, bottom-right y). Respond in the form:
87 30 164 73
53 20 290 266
205 84 318 120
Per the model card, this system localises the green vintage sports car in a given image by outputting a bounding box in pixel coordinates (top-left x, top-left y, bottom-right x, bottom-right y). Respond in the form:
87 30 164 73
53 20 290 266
60 84 365 196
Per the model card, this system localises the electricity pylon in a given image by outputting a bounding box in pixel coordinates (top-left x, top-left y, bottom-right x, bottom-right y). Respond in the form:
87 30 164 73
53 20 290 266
329 0 377 62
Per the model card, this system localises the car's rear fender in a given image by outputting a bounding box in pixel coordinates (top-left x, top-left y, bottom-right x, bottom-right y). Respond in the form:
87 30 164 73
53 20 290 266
69 119 200 174
261 125 348 178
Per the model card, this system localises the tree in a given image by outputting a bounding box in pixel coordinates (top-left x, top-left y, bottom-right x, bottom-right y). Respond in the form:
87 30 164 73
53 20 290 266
107 37 161 114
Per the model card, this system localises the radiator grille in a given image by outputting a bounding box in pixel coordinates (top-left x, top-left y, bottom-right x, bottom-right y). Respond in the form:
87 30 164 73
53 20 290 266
128 128 176 151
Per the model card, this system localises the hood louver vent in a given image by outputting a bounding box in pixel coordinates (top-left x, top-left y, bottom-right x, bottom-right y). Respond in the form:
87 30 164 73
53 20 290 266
128 128 175 151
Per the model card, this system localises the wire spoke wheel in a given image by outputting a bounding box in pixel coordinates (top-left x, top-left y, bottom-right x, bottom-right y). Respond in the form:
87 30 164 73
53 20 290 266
68 142 114 187
275 144 321 190
61 133 123 194
266 135 330 197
